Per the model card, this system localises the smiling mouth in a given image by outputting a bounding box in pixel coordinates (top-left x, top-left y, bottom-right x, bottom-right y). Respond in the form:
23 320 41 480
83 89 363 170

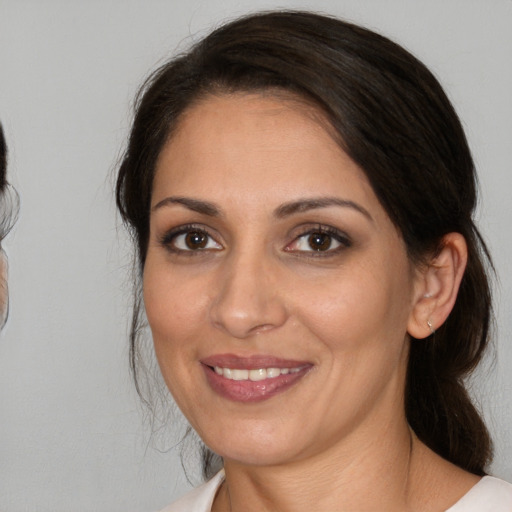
201 356 312 402
212 366 307 381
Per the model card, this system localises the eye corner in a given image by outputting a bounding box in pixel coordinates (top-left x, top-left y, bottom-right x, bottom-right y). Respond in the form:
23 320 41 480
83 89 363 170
158 223 223 254
284 224 352 256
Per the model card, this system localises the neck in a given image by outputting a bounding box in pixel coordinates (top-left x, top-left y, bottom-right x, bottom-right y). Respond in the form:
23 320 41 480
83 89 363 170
215 417 419 512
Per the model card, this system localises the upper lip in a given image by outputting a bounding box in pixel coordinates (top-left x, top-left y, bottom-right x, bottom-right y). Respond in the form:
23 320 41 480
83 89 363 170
201 353 312 370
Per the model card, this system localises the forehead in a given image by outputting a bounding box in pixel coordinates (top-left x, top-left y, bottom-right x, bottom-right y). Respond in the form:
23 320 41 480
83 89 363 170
168 92 336 157
152 93 374 205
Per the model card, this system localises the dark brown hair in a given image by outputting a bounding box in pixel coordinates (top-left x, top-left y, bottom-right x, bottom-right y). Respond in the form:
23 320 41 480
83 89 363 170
0 123 18 242
0 122 19 329
116 10 493 477
0 124 6 190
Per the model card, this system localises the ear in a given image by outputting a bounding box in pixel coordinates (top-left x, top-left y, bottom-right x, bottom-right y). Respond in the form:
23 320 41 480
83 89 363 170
407 233 468 339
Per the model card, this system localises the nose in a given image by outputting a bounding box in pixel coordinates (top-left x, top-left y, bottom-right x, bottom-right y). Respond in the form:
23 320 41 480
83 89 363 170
209 250 288 339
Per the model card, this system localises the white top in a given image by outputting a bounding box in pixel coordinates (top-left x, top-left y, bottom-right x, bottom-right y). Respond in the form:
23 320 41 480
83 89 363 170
445 476 512 511
159 471 225 512
160 471 512 512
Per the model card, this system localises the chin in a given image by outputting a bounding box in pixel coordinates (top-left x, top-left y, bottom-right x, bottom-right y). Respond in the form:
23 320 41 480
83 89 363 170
200 421 309 468
216 445 298 468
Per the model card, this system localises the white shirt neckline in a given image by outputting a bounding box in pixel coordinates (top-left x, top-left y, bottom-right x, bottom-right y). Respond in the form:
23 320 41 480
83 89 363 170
162 471 512 512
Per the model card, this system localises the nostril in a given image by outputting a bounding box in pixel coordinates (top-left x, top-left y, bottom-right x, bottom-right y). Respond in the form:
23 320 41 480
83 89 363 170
248 323 276 335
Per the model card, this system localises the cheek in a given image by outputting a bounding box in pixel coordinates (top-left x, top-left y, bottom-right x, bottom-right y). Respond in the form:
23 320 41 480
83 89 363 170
142 262 207 416
291 255 413 361
143 259 209 340
142 259 209 393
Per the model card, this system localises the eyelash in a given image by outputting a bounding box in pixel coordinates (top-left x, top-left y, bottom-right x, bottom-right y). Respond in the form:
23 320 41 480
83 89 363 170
285 225 352 257
159 224 352 257
159 224 220 255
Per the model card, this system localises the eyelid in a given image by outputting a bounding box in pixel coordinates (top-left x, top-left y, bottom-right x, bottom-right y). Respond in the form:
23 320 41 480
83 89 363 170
158 222 351 256
284 224 352 255
159 223 223 253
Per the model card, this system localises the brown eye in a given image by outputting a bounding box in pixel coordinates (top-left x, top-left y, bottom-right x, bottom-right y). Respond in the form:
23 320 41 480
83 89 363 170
164 227 223 253
185 231 208 249
284 226 350 255
308 232 333 251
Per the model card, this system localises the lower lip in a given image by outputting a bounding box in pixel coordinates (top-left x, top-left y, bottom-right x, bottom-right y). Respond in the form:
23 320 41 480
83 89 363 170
202 364 311 403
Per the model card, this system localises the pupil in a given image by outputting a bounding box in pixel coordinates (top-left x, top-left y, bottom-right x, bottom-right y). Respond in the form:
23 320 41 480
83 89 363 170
185 232 207 249
309 233 331 251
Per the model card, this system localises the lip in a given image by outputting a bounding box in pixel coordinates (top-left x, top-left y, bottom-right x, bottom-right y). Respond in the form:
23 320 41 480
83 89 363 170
201 353 313 403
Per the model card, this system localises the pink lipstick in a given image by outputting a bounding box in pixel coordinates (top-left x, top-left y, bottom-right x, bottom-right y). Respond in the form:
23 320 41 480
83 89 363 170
201 354 312 403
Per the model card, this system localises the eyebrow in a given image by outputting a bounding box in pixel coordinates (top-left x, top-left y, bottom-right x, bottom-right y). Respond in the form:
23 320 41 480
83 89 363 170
274 197 373 221
152 195 372 221
152 196 221 216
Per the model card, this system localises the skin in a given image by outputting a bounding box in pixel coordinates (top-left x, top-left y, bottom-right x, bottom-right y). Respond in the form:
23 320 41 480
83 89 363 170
144 93 477 511
0 248 7 327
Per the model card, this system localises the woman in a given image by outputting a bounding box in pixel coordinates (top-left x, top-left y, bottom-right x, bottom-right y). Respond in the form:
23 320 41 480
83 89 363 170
116 11 512 511
0 123 18 328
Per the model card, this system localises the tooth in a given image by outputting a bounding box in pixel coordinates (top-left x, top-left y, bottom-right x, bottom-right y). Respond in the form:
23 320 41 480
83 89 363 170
231 369 249 381
267 368 281 378
216 366 305 380
249 368 267 381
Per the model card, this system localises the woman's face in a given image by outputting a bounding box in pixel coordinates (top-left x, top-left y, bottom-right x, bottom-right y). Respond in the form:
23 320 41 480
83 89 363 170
144 93 423 466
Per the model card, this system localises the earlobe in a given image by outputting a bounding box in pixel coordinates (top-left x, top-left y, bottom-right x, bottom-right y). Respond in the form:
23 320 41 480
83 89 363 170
407 233 468 339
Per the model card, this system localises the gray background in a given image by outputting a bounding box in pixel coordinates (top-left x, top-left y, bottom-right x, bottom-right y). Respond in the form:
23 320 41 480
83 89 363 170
0 1 510 511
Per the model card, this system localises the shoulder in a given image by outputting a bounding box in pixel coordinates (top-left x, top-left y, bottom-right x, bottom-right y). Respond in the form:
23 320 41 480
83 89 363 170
158 470 225 512
446 476 512 512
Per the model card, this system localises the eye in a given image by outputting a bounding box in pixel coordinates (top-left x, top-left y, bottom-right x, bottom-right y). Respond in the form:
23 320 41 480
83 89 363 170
161 225 223 253
285 227 351 254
